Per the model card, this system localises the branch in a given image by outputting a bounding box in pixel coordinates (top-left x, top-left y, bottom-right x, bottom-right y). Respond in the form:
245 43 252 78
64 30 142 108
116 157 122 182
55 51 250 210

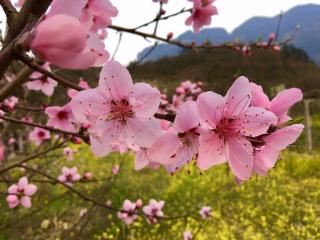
0 65 33 102
0 115 89 141
14 50 84 91
0 0 18 24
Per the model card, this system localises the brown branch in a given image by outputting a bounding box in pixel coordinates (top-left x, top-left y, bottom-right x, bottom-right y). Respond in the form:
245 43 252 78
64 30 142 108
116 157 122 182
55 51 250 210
0 65 33 102
14 51 84 91
154 112 175 122
0 141 66 175
0 0 18 24
0 115 88 141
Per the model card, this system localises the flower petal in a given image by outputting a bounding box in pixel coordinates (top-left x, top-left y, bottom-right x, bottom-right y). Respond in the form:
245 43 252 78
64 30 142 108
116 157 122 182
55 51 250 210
129 82 160 118
197 91 225 128
198 130 226 170
174 101 200 132
99 60 133 100
20 196 32 208
226 137 254 180
250 82 270 108
225 76 251 118
25 184 37 196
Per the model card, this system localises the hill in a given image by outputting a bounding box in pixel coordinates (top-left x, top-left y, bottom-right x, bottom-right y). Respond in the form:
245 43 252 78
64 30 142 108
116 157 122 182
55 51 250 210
137 4 320 64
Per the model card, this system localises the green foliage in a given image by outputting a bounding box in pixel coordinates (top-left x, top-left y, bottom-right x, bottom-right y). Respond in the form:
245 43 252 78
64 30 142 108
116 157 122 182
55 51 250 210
0 145 319 239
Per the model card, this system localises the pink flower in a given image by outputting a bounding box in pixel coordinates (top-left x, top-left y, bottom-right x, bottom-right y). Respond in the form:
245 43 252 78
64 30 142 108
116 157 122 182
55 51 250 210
83 172 93 180
58 167 81 186
143 199 165 224
134 148 160 171
250 83 303 125
6 177 37 208
112 165 120 175
28 127 50 146
199 206 212 219
254 124 304 176
45 104 78 132
21 116 33 123
4 96 18 110
0 141 5 161
63 147 76 161
25 63 57 96
185 0 218 33
70 60 161 157
196 77 278 180
183 231 193 240
8 137 16 145
49 0 118 33
67 78 90 99
117 199 140 225
30 14 109 69
150 101 201 173
250 83 304 175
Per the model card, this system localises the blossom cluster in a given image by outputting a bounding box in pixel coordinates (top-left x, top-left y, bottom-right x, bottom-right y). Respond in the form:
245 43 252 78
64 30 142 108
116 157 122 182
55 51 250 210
65 60 304 182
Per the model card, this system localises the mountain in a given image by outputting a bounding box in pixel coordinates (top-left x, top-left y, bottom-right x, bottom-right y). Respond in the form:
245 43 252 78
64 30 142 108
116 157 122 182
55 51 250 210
131 46 320 98
137 4 320 64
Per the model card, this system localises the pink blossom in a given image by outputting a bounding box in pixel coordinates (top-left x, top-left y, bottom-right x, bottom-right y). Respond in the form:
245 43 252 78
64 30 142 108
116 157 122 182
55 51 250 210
4 96 18 110
150 101 200 173
0 141 5 161
25 63 57 96
196 77 278 180
68 78 90 99
6 177 37 208
58 167 81 186
83 172 93 180
21 116 33 123
199 206 212 219
143 199 165 224
268 32 276 43
8 137 16 145
117 199 140 225
134 148 160 171
112 165 120 175
30 14 109 70
254 124 304 176
45 104 78 132
28 127 50 146
49 0 118 33
63 147 76 161
70 60 161 157
183 231 193 240
250 83 303 124
250 83 304 175
185 0 218 33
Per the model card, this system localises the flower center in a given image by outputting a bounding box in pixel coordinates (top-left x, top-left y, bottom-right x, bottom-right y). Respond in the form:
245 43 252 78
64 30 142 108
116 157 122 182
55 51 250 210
177 128 199 146
38 131 45 137
215 118 238 140
107 99 134 124
57 111 69 120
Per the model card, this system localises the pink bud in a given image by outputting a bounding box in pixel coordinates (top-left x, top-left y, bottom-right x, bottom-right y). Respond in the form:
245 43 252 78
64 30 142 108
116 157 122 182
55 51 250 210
83 172 92 180
136 199 143 208
167 32 173 40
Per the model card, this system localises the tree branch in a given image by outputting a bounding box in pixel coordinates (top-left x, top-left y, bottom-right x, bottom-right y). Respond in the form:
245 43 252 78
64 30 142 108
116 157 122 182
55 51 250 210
0 0 18 24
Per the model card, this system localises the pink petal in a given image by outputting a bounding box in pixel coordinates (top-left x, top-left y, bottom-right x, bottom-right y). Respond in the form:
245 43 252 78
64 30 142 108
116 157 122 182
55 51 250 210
99 60 133 101
125 117 161 149
71 88 109 124
129 83 161 118
225 76 251 118
197 91 225 128
174 101 200 132
25 184 37 196
270 88 303 124
149 131 180 165
198 130 226 170
18 177 28 189
47 0 86 18
8 184 18 194
237 107 278 137
134 149 150 171
20 196 32 208
250 82 270 108
226 137 254 180
6 195 19 208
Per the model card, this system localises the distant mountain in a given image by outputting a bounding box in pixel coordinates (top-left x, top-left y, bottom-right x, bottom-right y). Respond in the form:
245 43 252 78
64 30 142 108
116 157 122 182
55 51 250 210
137 4 320 64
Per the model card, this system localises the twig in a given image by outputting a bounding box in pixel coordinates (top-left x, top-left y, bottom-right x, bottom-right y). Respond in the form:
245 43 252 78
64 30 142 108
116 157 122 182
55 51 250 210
0 115 88 141
111 32 123 60
0 0 18 24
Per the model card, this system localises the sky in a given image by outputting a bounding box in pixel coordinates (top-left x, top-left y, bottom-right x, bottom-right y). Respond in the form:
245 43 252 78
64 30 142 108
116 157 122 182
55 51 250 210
1 0 320 65
107 0 320 65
